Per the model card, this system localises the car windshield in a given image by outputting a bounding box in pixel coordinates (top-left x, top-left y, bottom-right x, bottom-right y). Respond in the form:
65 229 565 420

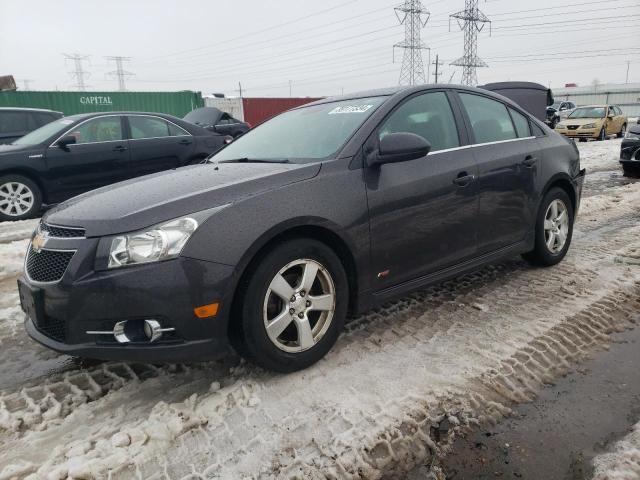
211 96 387 163
12 118 76 145
568 107 605 119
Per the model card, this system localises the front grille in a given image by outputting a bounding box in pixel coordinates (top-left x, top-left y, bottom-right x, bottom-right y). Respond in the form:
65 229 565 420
567 125 579 130
26 247 75 283
34 315 67 342
40 223 85 238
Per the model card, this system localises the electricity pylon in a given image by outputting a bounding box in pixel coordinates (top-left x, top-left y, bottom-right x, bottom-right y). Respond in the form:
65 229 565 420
393 0 430 86
450 0 491 86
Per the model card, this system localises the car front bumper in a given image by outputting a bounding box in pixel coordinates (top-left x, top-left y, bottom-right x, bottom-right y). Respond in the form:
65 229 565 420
20 237 237 363
556 127 600 139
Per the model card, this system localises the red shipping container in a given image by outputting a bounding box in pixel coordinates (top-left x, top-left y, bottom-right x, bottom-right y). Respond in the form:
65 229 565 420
242 97 322 126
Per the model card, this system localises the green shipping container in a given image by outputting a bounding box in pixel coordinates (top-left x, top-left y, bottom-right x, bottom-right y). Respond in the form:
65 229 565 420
0 90 204 117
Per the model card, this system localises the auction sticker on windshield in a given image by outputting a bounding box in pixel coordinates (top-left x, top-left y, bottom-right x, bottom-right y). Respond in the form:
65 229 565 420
328 105 374 114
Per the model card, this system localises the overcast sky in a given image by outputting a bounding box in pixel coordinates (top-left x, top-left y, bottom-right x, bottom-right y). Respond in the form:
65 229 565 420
1 0 639 97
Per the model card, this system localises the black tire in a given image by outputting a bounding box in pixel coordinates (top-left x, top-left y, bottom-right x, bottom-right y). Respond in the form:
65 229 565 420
597 127 606 141
579 138 587 142
0 174 42 222
617 123 627 138
522 188 574 267
622 165 639 178
235 238 348 372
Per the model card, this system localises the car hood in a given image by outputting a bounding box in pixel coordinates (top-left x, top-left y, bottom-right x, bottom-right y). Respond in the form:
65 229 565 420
561 117 603 126
44 162 321 237
0 143 44 155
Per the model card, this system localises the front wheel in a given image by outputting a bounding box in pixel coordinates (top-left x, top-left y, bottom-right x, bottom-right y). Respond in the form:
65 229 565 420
597 127 607 141
236 238 348 372
617 123 627 138
0 175 42 221
522 188 574 267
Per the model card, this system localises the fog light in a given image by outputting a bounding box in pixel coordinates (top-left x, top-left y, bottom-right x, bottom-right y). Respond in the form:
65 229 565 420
143 319 175 342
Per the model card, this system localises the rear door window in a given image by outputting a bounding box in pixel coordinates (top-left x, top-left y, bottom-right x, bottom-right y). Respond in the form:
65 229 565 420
379 91 460 152
129 116 171 139
0 111 29 134
459 93 517 144
508 108 532 138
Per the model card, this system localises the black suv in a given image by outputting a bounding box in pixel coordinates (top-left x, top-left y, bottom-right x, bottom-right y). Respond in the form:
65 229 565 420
0 107 63 144
0 112 228 221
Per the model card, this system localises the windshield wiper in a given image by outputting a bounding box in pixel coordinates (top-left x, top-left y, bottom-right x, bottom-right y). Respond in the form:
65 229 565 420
218 157 290 164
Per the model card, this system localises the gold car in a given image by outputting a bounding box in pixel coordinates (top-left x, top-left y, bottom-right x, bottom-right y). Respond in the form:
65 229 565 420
555 105 627 141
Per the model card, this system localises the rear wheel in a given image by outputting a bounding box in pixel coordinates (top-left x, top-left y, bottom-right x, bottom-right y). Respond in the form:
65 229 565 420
235 238 348 372
0 175 42 221
523 188 574 267
622 165 639 178
617 123 627 138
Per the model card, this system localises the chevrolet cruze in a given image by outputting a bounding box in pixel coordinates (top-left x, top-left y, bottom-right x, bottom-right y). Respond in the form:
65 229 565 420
19 85 585 372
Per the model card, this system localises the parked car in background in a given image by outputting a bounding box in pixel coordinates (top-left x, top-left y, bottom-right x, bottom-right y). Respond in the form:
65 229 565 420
545 101 575 128
0 107 63 144
20 85 584 372
555 105 627 141
184 107 250 138
0 112 228 221
620 117 640 176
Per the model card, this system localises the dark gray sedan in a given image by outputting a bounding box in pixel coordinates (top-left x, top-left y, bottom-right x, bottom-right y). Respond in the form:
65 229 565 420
19 85 585 372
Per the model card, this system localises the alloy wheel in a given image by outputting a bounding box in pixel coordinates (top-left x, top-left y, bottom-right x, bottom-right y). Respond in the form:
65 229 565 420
0 182 34 217
544 199 570 254
263 258 336 353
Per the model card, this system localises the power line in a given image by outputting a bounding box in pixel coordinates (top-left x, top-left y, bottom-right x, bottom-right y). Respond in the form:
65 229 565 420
393 0 431 85
450 0 491 86
105 56 134 91
138 0 362 63
63 53 91 91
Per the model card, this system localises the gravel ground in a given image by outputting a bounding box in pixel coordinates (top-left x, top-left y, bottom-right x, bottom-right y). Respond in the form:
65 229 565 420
0 138 638 479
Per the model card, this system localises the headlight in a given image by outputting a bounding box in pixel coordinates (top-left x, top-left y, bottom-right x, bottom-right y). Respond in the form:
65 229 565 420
556 123 565 129
625 131 640 140
108 206 228 268
582 123 597 129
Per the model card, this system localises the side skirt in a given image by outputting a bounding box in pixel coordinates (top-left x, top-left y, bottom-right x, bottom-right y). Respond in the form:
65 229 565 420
355 241 529 315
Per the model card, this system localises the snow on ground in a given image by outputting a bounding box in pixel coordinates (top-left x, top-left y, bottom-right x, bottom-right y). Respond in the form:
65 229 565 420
0 140 638 479
592 421 640 480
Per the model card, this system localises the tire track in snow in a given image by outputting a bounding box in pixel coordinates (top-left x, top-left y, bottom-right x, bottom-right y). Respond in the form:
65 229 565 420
3 214 636 479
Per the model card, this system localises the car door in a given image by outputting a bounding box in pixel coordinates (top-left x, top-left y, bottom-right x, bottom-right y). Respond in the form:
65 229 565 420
44 115 131 201
457 92 539 254
125 115 195 178
365 91 479 289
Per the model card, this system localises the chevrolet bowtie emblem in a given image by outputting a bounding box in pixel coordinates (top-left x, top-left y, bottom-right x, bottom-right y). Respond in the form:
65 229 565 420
32 230 49 253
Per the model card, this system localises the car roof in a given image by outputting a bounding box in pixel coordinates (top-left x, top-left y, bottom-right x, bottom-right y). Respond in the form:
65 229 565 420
0 107 63 114
299 84 530 112
66 111 181 119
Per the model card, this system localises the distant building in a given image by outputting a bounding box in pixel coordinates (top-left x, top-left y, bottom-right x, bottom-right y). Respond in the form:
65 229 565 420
553 83 640 116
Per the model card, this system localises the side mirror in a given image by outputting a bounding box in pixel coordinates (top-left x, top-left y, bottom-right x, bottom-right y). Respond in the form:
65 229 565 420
636 118 640 125
56 135 76 149
369 132 431 167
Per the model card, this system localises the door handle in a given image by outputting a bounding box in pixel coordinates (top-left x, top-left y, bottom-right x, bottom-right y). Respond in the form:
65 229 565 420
178 139 192 145
522 155 537 167
113 145 127 152
453 172 476 187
